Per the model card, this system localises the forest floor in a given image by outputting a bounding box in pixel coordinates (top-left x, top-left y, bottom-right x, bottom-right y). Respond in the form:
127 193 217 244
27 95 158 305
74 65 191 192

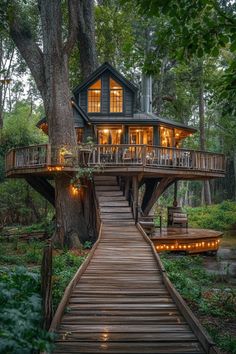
160 244 236 354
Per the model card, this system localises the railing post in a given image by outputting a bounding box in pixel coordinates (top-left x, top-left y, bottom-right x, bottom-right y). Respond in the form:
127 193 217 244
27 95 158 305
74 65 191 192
46 144 51 166
143 145 147 166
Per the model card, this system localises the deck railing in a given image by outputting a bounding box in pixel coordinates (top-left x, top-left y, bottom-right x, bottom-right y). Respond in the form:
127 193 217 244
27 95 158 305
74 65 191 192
5 143 226 174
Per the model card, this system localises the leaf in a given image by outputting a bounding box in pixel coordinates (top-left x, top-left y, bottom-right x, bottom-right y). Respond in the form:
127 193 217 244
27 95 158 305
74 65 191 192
211 46 219 57
230 40 236 52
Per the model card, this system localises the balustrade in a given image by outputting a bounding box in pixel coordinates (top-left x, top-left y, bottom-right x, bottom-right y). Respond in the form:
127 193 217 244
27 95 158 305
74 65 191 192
5 143 226 174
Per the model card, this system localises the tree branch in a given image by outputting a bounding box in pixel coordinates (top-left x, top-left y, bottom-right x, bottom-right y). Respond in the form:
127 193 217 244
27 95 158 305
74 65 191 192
63 0 79 55
9 15 46 100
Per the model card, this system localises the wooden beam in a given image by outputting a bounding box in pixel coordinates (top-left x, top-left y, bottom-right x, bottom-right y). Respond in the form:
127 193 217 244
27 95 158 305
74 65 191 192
141 178 160 212
143 177 176 216
25 176 55 206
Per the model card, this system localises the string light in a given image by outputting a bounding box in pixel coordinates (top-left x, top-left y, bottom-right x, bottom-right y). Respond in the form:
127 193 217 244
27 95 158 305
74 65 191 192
155 239 220 252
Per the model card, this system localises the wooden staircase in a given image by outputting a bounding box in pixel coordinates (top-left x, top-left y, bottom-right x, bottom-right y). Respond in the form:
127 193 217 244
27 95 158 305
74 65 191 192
95 176 133 223
52 176 216 354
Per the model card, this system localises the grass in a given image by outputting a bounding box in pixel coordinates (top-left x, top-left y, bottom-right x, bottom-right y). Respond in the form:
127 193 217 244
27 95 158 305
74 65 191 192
160 253 236 353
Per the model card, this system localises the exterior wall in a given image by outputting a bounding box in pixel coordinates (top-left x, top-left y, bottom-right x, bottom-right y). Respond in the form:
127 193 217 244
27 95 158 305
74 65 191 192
78 70 135 117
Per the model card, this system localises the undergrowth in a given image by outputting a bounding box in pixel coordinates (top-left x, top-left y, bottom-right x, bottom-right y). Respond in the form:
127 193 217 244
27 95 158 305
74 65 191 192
160 254 236 353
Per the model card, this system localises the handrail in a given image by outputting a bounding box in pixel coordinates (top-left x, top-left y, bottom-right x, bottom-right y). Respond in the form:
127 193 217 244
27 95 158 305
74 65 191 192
5 143 226 174
49 222 103 332
137 223 219 354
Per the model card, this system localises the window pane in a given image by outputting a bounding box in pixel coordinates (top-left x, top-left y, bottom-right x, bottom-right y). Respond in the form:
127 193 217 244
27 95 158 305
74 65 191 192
110 78 123 113
88 79 101 113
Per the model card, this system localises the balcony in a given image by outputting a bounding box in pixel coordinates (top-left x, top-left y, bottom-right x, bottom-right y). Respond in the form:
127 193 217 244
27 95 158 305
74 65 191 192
5 144 226 179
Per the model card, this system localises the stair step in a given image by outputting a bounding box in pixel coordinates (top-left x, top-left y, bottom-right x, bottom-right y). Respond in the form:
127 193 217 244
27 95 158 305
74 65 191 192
100 207 132 213
101 213 133 219
95 186 120 191
96 191 123 197
99 202 129 207
94 176 117 181
94 180 118 186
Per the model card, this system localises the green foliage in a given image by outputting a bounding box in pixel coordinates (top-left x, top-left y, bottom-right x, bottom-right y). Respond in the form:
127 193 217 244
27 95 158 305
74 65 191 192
83 240 92 249
0 267 53 353
161 253 236 352
52 251 86 310
187 201 236 230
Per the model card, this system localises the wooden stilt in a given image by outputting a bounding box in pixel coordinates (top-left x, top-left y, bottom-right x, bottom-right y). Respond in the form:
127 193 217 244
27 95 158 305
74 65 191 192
173 180 178 207
132 175 138 223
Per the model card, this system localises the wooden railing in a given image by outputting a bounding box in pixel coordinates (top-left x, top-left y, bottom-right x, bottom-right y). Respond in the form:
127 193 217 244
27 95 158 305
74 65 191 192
5 143 226 174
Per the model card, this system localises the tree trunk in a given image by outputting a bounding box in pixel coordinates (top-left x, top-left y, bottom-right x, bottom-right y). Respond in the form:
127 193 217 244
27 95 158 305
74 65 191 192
233 150 236 201
8 0 98 248
77 0 98 80
198 61 211 205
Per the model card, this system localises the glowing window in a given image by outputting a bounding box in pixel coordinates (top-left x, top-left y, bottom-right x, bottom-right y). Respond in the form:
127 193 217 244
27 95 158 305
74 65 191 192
110 78 123 113
88 79 101 113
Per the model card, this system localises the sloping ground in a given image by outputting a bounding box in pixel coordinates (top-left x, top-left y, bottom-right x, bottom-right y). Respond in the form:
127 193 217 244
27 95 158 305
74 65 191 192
52 176 216 354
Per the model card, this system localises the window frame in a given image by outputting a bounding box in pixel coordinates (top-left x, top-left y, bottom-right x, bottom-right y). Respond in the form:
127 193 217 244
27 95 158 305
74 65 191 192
87 79 102 113
109 77 124 114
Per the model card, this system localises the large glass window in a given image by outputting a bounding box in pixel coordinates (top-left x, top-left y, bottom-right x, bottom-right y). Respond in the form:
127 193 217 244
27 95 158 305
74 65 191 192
110 78 123 113
98 127 122 145
160 126 174 147
88 79 101 113
129 127 153 145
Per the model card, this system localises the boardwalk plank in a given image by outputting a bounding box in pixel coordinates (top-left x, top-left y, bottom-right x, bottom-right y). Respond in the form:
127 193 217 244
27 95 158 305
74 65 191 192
52 178 209 354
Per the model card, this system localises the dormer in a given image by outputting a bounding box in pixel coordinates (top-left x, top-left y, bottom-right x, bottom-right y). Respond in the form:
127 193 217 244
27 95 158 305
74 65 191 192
73 62 138 117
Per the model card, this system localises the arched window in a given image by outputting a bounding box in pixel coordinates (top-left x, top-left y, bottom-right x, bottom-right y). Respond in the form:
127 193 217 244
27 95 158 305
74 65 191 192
110 78 123 113
88 79 101 113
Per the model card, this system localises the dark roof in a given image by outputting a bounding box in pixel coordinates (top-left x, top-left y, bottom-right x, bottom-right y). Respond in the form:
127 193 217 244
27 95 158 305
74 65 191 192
71 100 90 124
73 62 138 95
36 116 46 128
88 112 197 132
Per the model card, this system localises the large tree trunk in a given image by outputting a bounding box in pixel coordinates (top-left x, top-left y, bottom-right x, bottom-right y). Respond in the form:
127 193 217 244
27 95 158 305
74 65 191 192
199 61 211 205
9 0 98 247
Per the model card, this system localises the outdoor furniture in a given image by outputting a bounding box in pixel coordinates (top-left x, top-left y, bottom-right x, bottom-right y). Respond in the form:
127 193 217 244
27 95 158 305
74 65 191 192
168 206 188 228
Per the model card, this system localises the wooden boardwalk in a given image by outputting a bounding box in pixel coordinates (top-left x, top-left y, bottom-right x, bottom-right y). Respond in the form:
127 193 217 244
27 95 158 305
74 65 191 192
51 176 217 354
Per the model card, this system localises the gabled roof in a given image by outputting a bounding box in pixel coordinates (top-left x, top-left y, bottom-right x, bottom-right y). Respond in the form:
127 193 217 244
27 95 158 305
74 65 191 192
73 62 138 95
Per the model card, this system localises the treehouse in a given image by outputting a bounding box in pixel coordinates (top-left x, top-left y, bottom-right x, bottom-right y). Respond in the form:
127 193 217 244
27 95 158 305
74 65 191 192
5 62 225 253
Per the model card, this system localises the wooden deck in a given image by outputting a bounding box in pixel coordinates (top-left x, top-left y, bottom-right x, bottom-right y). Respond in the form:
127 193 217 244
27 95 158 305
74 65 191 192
151 228 223 254
5 144 225 179
51 176 218 354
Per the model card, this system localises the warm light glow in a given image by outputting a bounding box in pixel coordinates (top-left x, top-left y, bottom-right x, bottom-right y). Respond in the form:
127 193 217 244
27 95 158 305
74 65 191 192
110 78 123 112
88 79 101 113
118 129 122 133
70 185 80 196
103 129 109 133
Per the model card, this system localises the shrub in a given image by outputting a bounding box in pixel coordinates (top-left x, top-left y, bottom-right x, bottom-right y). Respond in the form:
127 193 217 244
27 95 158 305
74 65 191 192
0 267 53 353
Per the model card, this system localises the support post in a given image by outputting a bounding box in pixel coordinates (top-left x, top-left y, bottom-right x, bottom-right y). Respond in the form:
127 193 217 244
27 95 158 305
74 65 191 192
41 240 53 330
124 177 130 200
173 180 178 207
132 175 138 223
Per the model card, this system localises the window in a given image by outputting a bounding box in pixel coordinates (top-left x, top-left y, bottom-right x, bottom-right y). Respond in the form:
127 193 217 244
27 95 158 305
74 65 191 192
160 126 174 147
98 127 122 145
110 78 123 113
129 127 153 145
88 79 101 113
76 128 84 144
